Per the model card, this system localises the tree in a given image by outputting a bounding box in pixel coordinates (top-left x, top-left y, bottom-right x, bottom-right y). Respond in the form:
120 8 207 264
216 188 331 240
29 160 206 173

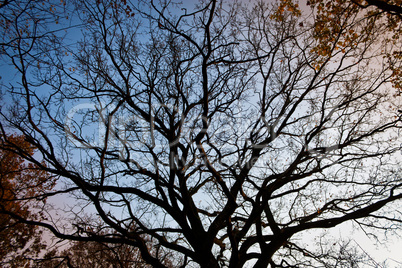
40 227 174 268
59 239 151 268
0 134 54 267
1 0 402 267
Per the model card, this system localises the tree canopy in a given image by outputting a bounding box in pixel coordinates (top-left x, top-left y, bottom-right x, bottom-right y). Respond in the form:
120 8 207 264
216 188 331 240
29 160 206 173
0 0 402 267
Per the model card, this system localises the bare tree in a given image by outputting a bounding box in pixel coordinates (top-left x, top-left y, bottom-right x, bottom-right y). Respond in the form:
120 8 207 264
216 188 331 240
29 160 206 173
1 0 402 267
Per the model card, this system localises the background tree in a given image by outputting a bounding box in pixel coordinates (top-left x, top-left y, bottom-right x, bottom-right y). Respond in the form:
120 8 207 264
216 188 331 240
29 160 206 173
40 227 174 268
0 134 54 267
59 239 150 268
1 0 402 267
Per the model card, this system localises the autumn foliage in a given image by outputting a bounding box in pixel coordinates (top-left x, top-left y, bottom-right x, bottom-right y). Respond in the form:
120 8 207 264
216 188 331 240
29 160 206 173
306 0 402 88
0 134 54 267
